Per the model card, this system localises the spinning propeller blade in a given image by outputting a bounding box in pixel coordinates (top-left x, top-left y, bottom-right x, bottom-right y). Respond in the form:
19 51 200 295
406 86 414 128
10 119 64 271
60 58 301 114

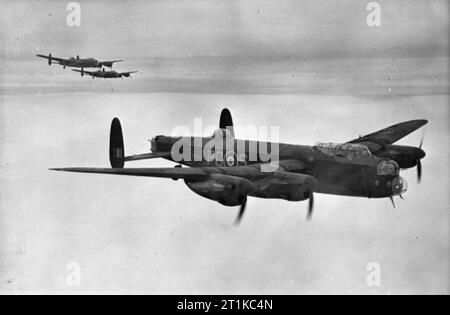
417 132 425 183
234 196 247 225
307 193 314 221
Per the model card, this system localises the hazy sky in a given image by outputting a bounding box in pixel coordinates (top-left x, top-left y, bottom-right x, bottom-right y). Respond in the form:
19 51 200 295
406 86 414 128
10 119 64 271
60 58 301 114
0 0 449 294
1 0 449 96
1 0 448 59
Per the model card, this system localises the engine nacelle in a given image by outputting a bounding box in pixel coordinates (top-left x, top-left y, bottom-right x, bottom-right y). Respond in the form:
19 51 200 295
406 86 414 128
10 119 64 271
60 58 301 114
251 172 318 201
185 174 254 206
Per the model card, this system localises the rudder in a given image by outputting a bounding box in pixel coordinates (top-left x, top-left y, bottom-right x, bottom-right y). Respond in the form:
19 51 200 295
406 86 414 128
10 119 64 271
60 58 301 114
109 118 125 168
219 108 235 138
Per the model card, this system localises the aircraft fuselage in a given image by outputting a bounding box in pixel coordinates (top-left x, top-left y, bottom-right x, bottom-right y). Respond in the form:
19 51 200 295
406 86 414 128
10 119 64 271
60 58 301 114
88 71 121 78
58 58 101 68
150 136 406 199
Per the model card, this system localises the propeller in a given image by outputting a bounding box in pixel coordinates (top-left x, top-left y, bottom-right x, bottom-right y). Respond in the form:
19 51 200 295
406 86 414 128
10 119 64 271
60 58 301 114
417 132 424 183
389 196 396 208
234 196 247 225
417 160 422 183
307 193 314 221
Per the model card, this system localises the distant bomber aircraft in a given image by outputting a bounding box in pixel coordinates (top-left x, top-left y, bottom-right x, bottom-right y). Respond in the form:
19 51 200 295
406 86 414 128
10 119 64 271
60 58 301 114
51 109 427 224
36 54 123 69
73 68 138 79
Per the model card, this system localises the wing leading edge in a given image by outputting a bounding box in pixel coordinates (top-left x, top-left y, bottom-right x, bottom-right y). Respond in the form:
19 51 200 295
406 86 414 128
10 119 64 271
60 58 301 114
101 60 124 64
349 119 428 149
50 160 307 181
72 69 96 75
49 167 209 180
36 54 64 62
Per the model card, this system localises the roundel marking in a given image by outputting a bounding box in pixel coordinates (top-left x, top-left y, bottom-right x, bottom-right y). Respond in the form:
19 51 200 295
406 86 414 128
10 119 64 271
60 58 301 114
225 152 236 167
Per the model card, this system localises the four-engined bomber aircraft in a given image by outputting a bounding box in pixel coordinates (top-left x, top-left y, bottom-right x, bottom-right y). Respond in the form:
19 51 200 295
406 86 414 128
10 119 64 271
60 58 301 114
72 68 138 79
51 109 427 224
36 54 123 69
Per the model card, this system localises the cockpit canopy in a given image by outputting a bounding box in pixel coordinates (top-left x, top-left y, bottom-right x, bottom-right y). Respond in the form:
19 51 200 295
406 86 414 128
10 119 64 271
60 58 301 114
377 160 400 176
313 142 372 158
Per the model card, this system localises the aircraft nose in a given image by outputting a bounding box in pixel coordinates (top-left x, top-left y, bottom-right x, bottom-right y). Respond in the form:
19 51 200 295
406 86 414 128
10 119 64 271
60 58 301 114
392 176 408 196
417 148 426 159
